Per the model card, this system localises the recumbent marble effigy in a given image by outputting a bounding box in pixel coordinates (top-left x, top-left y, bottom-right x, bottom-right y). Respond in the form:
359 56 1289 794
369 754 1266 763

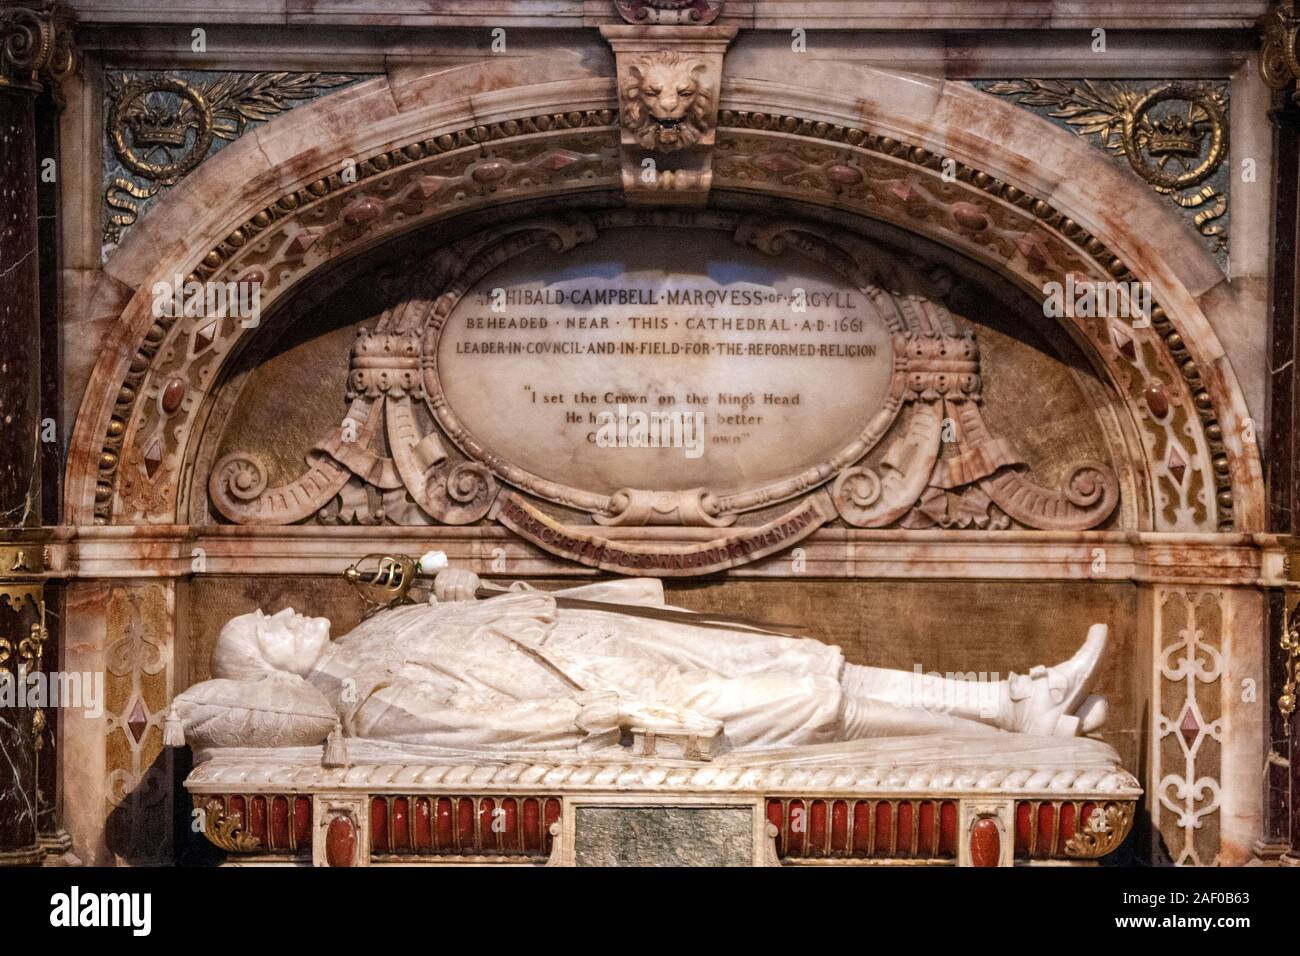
174 556 1139 867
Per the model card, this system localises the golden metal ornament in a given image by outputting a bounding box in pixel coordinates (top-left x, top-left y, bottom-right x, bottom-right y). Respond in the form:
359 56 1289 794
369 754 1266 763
1121 83 1227 191
1064 802 1135 859
108 75 216 184
344 553 424 611
199 798 261 853
0 1 74 94
984 79 1228 251
106 71 355 186
1280 602 1300 733
18 619 47 668
1260 4 1300 92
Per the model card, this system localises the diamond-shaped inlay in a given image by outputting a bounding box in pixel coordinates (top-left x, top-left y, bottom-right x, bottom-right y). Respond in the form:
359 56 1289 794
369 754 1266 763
143 438 163 478
889 178 923 203
126 699 149 743
1167 448 1187 485
192 319 218 354
1015 231 1051 270
1111 325 1136 360
286 228 321 256
1178 706 1200 749
535 150 580 172
756 152 802 176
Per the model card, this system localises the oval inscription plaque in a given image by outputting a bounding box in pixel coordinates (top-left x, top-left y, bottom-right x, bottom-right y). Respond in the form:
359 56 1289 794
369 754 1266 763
432 226 897 508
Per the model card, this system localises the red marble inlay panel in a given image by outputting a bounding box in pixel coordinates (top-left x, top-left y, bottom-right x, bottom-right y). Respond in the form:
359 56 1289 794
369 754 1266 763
543 798 561 855
970 817 1000 868
435 797 453 850
918 801 936 855
363 795 557 858
249 796 267 843
807 799 828 855
523 798 542 852
786 800 806 855
457 798 475 849
1036 803 1057 857
393 797 410 850
939 801 958 856
270 796 289 850
830 800 848 853
370 797 388 852
293 797 312 847
1015 801 1032 855
851 801 872 854
873 801 892 857
479 797 497 852
500 797 520 852
414 797 432 851
766 798 957 861
325 814 356 868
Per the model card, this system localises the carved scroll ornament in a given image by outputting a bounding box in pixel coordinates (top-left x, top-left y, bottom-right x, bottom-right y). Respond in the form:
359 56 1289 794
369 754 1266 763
207 211 1120 544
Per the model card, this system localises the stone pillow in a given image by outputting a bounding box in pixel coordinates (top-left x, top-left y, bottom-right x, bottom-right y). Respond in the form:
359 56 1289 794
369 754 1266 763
172 673 337 749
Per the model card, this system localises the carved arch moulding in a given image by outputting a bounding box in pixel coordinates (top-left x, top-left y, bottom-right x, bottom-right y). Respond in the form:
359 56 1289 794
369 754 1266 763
67 60 1263 573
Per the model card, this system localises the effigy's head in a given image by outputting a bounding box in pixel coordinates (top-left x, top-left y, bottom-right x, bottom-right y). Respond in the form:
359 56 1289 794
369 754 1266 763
212 608 331 680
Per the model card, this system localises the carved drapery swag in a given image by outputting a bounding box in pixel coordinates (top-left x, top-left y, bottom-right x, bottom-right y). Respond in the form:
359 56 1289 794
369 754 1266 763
208 212 1119 544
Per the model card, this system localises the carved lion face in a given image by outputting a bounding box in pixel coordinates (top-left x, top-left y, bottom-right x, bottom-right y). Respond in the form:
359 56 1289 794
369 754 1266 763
623 53 711 152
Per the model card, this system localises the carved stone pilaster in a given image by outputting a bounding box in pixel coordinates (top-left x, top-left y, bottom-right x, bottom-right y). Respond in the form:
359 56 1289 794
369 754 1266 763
600 25 736 206
0 1 72 867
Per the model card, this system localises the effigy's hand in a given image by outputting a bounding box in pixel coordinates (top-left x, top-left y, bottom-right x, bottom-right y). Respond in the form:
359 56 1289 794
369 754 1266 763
433 568 481 602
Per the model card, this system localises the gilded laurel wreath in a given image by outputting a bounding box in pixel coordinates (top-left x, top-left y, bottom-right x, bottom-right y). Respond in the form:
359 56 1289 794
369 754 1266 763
985 80 1228 251
104 71 354 241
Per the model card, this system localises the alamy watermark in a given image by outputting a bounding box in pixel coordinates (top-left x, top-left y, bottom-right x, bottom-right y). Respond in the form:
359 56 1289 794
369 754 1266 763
594 402 705 459
1041 275 1152 324
0 668 104 719
150 273 262 327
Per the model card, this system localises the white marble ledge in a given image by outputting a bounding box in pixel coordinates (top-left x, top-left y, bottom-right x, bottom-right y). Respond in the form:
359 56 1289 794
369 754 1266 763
46 524 1286 586
186 735 1142 796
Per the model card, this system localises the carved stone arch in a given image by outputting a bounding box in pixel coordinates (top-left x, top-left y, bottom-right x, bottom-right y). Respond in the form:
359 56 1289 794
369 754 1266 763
65 56 1263 535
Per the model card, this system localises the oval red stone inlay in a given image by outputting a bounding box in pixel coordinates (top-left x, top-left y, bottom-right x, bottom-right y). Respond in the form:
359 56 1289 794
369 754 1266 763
471 161 508 183
952 202 989 231
159 378 186 415
1144 384 1170 419
343 198 381 227
970 817 1001 867
325 814 357 867
826 163 862 184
